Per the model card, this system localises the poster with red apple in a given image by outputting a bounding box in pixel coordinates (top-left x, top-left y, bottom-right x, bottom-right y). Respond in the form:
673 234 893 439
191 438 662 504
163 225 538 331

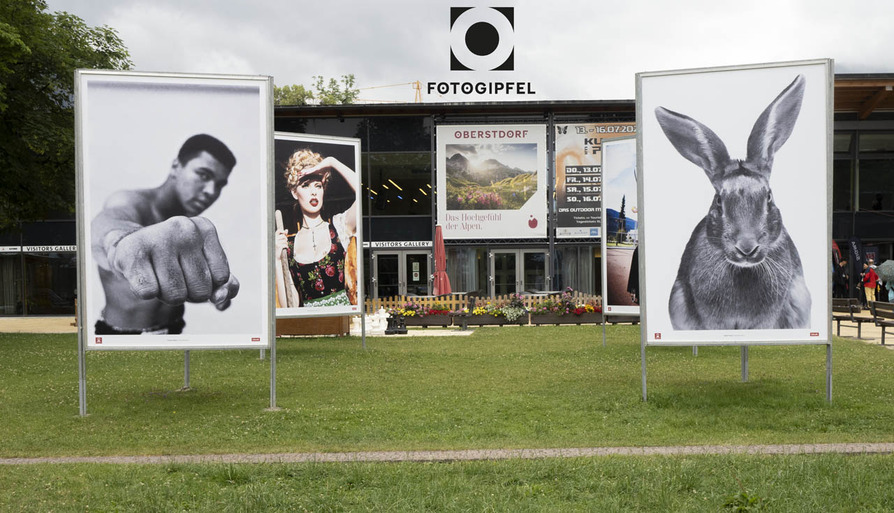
436 124 547 239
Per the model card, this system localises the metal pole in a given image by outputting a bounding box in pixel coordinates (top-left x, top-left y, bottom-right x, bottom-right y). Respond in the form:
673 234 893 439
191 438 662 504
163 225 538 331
602 320 606 347
183 351 190 390
826 343 833 403
260 349 265 360
546 112 557 291
641 340 647 402
269 336 277 410
741 346 749 382
78 329 87 417
692 346 698 356
361 310 367 350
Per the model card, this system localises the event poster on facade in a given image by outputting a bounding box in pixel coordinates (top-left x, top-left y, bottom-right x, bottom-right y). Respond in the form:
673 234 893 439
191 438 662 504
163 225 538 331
600 137 640 316
637 60 831 345
273 132 363 318
555 122 636 238
437 125 547 239
77 70 272 350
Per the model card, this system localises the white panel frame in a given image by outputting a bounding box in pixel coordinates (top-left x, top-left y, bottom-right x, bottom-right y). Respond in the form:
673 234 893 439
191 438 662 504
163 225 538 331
76 70 273 351
273 132 364 319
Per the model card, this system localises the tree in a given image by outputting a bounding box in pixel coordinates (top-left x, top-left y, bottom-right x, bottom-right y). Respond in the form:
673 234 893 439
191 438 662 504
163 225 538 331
274 75 360 107
312 74 359 105
0 0 131 228
273 83 312 106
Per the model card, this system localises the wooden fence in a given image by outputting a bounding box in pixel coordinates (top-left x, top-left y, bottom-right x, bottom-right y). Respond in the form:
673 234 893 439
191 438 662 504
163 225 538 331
364 291 602 314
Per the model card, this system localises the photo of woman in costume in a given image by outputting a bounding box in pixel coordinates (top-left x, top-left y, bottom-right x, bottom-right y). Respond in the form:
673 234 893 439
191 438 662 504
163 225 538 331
274 148 359 309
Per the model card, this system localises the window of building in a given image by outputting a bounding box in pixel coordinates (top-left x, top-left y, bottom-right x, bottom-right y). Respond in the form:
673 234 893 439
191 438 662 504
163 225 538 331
0 255 22 315
833 159 853 211
23 252 76 315
834 133 854 153
554 246 598 295
366 153 432 216
859 132 894 153
446 247 487 295
857 158 894 211
857 133 894 211
367 116 431 152
276 117 368 146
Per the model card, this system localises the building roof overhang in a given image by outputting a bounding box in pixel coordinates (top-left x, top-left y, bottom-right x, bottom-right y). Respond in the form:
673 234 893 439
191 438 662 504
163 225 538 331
275 74 894 121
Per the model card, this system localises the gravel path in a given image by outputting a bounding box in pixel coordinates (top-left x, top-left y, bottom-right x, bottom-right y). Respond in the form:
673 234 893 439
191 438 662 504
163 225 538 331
3 443 894 465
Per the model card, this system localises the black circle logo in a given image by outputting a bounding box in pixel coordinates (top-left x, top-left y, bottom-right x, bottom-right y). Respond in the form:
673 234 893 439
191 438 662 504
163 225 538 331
450 7 514 71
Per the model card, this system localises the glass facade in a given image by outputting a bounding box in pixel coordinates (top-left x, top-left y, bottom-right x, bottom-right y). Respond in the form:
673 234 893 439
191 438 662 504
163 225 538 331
446 247 488 296
23 251 77 315
367 152 432 217
1 220 78 316
554 246 599 295
833 129 894 263
856 133 894 211
0 255 22 315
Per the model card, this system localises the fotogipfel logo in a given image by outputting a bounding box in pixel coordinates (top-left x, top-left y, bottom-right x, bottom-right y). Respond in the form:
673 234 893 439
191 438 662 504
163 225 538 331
450 7 514 71
430 7 534 96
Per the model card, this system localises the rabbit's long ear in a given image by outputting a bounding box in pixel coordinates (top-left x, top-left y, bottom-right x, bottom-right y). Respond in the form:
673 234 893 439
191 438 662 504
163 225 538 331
746 75 806 175
655 106 730 188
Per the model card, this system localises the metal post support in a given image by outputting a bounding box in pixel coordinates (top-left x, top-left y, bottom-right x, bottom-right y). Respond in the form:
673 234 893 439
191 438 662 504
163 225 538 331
361 310 367 350
741 346 749 382
78 329 87 416
260 349 265 360
183 351 190 390
546 112 557 292
601 318 606 347
692 346 698 356
826 343 833 403
641 340 648 402
269 336 277 410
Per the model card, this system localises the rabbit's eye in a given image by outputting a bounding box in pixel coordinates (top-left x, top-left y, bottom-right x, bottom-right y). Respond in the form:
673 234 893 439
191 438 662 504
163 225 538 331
767 191 773 203
715 196 722 208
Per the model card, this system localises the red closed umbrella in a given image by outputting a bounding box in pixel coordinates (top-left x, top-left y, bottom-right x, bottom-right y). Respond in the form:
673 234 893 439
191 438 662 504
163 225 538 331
432 224 452 295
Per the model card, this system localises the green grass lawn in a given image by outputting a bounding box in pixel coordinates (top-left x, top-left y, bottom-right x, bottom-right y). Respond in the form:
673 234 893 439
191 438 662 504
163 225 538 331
1 326 893 511
2 326 893 457
2 455 893 511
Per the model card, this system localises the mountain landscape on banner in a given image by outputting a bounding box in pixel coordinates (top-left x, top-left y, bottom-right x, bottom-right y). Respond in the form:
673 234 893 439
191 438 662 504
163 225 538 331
445 148 537 211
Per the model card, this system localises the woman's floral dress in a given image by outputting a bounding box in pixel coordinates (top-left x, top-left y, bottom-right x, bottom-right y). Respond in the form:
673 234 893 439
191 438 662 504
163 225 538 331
287 222 349 306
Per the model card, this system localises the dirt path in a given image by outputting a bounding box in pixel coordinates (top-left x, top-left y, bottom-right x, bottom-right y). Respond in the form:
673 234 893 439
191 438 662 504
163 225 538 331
3 443 894 465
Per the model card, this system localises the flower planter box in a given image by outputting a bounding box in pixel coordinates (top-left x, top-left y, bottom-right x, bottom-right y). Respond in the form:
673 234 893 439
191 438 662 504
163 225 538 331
531 312 603 326
402 315 452 328
458 314 525 328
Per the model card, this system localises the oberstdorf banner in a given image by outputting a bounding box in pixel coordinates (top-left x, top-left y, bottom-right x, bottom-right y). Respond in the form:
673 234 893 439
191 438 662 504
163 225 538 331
437 124 547 239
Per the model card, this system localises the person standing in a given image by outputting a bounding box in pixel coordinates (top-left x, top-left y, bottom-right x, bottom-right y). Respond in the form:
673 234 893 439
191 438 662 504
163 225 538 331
833 259 849 299
862 260 879 306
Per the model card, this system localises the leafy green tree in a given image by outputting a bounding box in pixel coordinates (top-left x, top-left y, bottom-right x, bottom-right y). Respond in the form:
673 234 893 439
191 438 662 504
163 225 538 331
0 0 131 228
275 75 359 107
273 83 313 106
312 74 359 105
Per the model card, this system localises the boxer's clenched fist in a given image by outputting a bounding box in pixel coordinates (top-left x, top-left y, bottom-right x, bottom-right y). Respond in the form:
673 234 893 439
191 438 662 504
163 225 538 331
111 216 239 309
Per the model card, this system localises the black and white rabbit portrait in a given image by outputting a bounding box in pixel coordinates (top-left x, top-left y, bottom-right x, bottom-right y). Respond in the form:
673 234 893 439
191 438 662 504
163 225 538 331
655 75 812 330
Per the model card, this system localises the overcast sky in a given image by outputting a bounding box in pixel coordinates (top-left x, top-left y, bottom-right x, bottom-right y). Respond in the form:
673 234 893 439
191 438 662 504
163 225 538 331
46 0 894 104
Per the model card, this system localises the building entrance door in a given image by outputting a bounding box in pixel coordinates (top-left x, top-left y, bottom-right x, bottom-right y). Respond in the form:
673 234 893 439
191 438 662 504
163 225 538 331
373 251 431 298
489 250 550 296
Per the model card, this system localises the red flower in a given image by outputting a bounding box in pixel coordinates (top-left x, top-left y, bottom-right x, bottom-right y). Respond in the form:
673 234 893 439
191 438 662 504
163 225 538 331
314 279 325 291
329 228 336 239
338 271 344 283
330 243 338 254
325 265 336 277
